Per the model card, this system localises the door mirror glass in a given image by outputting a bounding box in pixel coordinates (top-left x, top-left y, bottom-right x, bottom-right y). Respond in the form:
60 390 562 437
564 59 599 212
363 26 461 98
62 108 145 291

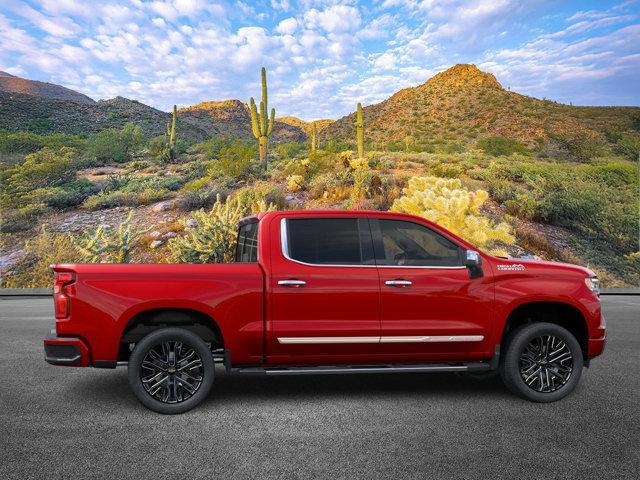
464 250 483 278
465 250 481 267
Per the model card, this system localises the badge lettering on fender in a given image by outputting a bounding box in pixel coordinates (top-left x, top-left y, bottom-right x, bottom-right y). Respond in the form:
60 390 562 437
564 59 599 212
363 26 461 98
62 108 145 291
496 264 526 271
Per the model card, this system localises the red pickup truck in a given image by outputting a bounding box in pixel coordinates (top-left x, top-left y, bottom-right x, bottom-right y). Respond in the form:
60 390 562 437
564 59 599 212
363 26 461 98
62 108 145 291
45 210 606 413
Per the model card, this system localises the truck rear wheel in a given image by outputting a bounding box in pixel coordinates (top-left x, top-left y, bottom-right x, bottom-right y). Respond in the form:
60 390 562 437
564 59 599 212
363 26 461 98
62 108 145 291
500 322 583 402
128 327 215 414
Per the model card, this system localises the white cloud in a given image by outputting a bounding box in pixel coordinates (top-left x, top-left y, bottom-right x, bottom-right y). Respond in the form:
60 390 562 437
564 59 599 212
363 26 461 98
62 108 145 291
8 2 80 37
305 5 361 33
0 0 636 118
2 65 27 76
271 0 291 11
276 17 298 35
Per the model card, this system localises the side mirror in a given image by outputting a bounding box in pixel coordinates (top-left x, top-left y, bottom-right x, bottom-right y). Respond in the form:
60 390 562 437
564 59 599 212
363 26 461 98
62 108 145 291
465 250 483 279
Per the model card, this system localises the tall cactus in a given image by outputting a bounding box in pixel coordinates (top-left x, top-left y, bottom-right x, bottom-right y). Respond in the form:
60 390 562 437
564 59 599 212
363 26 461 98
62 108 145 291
249 67 275 166
310 121 317 152
165 104 177 162
355 102 364 160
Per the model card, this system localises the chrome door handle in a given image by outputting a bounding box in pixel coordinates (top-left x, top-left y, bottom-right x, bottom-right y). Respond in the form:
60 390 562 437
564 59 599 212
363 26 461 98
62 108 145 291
385 279 412 287
278 279 306 287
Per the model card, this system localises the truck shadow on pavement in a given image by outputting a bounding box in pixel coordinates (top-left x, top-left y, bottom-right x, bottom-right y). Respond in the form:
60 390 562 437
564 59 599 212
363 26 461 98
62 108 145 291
69 368 512 410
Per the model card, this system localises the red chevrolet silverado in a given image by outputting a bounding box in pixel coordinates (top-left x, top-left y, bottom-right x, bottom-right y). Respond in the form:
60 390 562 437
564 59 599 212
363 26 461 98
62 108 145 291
44 210 606 413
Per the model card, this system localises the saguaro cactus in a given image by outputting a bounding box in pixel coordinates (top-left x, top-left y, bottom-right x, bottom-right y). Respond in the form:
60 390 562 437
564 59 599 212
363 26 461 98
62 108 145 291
310 122 317 152
249 67 275 166
165 104 177 161
355 102 364 160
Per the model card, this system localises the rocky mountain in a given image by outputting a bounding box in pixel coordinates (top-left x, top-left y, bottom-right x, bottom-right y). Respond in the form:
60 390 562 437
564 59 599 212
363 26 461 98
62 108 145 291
0 71 94 104
0 91 209 141
321 64 640 148
0 77 305 143
179 100 306 142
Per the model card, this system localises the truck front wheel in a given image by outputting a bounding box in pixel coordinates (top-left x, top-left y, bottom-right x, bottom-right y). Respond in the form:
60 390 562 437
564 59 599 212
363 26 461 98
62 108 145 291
500 322 583 402
128 327 215 414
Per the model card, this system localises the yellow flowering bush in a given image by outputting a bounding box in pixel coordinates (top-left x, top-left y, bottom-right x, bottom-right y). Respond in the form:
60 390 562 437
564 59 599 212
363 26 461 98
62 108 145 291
391 176 514 253
287 174 305 192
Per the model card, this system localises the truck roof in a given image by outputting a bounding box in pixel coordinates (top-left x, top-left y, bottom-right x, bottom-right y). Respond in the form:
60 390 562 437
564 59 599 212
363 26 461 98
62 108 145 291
256 209 424 219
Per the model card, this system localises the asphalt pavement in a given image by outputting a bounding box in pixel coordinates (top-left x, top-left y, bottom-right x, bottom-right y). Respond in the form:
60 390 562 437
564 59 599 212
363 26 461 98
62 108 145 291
1 296 638 480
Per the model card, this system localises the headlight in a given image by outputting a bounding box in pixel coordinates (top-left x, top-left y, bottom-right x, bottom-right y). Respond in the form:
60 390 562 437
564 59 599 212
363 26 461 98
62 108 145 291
584 277 600 296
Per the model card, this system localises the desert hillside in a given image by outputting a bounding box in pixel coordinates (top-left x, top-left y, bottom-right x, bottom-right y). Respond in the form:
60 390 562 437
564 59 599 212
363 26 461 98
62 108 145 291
0 71 95 104
322 64 640 151
0 74 305 143
277 116 334 135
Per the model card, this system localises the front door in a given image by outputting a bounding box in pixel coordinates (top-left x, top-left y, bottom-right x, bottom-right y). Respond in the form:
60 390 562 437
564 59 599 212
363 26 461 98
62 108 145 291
372 218 493 362
267 215 381 364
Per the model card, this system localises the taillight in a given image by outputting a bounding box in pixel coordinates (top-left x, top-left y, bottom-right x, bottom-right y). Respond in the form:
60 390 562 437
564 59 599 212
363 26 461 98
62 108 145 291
53 271 75 319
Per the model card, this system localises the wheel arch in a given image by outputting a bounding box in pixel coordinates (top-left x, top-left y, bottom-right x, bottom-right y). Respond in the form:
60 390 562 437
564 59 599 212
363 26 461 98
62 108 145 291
118 307 224 361
499 301 589 359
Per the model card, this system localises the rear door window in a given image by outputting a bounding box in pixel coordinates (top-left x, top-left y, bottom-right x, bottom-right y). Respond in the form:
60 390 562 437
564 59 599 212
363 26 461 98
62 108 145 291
284 218 374 266
235 221 259 262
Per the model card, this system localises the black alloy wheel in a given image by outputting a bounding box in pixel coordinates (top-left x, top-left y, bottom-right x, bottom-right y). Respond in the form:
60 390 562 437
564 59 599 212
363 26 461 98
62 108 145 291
128 327 215 414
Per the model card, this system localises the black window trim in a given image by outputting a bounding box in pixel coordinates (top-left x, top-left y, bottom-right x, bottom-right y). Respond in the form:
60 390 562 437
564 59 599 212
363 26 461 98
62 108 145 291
280 216 466 269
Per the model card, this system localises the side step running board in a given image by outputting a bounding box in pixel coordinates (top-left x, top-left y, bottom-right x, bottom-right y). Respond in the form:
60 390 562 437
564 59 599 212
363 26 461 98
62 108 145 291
232 362 491 376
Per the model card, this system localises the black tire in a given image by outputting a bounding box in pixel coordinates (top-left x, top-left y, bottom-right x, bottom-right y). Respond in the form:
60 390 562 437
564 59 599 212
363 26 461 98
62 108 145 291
128 327 215 414
500 322 583 402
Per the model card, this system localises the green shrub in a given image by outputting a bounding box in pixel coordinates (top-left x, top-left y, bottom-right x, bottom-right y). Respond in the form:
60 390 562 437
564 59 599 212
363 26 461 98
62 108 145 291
175 189 228 211
505 194 539 220
0 131 87 154
2 227 84 288
276 142 306 160
477 136 529 156
88 123 144 163
82 187 172 210
0 147 82 209
82 191 138 210
0 203 47 232
234 181 286 210
615 133 640 160
215 141 257 178
26 117 54 134
432 163 463 178
148 135 167 157
192 136 236 158
556 132 603 162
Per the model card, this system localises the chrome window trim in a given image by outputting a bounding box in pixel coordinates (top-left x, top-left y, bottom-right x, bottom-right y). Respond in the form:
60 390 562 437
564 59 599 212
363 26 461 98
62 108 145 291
277 335 484 344
279 217 466 269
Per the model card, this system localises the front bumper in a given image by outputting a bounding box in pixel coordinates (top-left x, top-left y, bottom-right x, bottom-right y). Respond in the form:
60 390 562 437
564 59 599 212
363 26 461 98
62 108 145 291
588 334 606 358
587 312 607 359
44 333 90 367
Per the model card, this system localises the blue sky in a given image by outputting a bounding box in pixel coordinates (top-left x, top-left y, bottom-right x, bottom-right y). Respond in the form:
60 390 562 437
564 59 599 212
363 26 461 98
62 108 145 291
0 0 638 120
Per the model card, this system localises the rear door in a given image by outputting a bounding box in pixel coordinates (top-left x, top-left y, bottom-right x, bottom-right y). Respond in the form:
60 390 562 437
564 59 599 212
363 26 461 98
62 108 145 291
267 215 381 364
372 218 493 362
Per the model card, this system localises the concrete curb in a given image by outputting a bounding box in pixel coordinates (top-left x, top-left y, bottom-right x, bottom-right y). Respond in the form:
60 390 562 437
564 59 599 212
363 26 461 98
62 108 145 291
1 288 639 297
0 288 52 296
